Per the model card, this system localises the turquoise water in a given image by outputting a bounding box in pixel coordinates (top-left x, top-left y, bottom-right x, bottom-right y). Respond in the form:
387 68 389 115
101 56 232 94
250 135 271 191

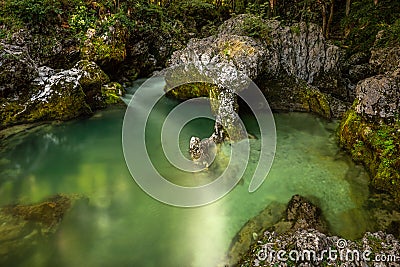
0 90 372 266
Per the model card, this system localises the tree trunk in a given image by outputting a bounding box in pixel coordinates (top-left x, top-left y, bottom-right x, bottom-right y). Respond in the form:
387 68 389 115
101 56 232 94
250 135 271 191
321 4 327 37
345 0 351 16
326 0 334 39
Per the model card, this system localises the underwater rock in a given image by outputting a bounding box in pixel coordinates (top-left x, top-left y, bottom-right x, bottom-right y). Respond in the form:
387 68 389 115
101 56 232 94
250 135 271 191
0 194 86 265
225 201 286 266
284 195 328 233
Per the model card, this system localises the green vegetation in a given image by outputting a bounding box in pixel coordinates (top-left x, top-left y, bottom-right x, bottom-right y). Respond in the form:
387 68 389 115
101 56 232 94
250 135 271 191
242 15 270 41
339 107 400 203
341 0 400 53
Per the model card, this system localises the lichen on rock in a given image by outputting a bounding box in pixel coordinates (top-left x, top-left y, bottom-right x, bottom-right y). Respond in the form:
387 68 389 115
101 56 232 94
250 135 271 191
0 43 38 95
0 60 111 129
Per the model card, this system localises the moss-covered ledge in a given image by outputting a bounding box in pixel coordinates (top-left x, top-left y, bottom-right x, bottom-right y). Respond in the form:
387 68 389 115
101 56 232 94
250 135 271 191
338 104 400 204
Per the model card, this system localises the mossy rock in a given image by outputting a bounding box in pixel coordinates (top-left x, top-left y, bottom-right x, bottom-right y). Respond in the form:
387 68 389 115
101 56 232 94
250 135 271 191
338 105 400 204
81 32 126 68
258 77 332 119
300 84 332 119
75 60 110 89
101 82 125 105
28 82 92 122
0 194 87 265
74 60 110 109
165 82 216 100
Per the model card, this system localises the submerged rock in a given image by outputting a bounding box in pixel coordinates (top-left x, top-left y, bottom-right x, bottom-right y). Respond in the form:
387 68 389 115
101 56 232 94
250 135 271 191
0 194 86 265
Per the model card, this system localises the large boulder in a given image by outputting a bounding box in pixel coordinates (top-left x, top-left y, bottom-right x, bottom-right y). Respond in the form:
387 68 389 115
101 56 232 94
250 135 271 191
8 28 80 69
0 60 111 128
229 195 400 267
338 70 400 204
355 72 400 120
167 14 347 119
225 195 328 266
262 20 343 96
237 229 400 267
0 43 38 96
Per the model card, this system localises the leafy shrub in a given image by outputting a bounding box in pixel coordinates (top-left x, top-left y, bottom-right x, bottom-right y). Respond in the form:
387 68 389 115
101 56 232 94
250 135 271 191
4 0 63 27
374 18 400 48
242 16 270 41
341 0 400 53
166 0 219 33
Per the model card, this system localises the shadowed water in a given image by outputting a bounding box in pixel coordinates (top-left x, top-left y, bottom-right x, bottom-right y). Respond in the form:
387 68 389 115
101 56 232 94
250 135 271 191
0 88 372 266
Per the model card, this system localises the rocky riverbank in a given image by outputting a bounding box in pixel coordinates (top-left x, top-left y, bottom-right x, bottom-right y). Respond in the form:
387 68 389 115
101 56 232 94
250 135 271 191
225 195 400 267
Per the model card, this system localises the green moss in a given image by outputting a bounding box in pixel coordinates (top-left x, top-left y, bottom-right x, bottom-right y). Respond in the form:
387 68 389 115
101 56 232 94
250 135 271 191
340 0 400 54
219 39 256 60
290 25 301 35
374 18 400 48
300 84 331 119
28 83 92 122
338 104 400 203
165 82 216 100
76 60 110 90
81 35 126 66
101 82 125 105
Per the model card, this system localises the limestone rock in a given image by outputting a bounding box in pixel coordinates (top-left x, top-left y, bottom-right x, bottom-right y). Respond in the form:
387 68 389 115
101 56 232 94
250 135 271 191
0 43 38 96
355 72 400 120
0 61 110 128
226 195 328 266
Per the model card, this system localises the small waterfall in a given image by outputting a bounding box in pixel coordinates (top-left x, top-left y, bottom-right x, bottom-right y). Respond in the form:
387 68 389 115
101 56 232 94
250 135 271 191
120 78 148 105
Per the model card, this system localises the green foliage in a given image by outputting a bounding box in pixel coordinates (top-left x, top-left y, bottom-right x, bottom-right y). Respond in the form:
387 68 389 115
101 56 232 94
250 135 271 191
374 18 400 48
245 2 271 19
166 0 219 34
290 25 301 35
341 0 400 54
4 0 63 27
339 106 400 203
242 16 270 41
68 4 97 35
